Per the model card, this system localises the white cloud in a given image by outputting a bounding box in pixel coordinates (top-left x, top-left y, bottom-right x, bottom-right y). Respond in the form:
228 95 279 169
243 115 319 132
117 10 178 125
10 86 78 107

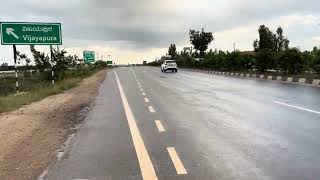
209 14 320 52
314 36 320 42
1 0 320 64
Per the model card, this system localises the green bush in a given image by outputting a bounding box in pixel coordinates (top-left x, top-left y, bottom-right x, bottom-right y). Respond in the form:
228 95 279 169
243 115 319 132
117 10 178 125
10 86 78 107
255 49 274 73
150 46 320 76
312 53 320 73
94 60 109 69
278 48 304 74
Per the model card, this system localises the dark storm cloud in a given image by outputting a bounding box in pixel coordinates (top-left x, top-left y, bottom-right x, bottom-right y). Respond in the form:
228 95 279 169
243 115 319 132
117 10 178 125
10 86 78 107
0 0 319 49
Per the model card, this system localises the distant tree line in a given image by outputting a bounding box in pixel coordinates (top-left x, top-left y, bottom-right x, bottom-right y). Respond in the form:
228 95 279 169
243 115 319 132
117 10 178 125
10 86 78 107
150 25 320 75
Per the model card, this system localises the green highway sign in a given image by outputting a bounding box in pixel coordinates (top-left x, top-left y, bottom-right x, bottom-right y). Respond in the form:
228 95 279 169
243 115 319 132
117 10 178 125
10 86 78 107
83 51 95 63
0 22 62 45
107 60 113 65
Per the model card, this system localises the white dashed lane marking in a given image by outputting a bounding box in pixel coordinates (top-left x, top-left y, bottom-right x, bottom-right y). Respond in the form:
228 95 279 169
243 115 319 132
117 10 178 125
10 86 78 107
148 106 155 113
167 147 187 175
145 98 150 103
155 120 166 132
142 92 146 96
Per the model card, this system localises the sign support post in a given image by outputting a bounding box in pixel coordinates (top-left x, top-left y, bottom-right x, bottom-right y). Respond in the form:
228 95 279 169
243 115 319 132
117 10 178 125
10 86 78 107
13 45 19 94
50 45 55 85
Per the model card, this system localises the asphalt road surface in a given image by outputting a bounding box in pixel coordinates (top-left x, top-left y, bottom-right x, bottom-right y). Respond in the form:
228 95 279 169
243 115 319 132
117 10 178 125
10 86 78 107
45 66 320 180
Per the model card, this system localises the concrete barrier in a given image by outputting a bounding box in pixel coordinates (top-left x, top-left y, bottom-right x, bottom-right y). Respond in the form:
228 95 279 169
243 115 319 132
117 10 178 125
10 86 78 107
312 79 320 85
298 78 306 83
276 76 282 81
182 69 319 87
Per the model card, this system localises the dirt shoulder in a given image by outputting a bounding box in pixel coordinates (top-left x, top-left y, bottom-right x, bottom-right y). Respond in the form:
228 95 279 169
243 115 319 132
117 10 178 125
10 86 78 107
0 69 107 180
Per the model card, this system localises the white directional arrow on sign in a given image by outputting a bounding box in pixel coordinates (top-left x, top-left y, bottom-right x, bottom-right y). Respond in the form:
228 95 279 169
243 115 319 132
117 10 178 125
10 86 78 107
6 28 19 39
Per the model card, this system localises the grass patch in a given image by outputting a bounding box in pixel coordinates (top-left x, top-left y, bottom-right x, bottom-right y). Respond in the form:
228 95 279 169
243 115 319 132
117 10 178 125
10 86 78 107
0 67 105 113
0 78 81 113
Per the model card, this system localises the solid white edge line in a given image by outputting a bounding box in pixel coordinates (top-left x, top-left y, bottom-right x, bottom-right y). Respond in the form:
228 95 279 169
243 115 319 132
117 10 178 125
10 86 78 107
115 72 158 180
167 147 187 175
273 101 320 115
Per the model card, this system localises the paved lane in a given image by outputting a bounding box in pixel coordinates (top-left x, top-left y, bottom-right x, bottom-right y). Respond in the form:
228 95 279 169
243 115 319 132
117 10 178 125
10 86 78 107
45 66 320 180
132 66 320 180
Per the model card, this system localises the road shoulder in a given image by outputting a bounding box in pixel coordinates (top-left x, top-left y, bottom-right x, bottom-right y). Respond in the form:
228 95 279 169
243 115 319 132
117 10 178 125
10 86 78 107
0 70 107 180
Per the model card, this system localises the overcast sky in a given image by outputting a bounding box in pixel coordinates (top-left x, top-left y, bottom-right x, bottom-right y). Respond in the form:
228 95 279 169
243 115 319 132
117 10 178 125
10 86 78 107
0 0 320 65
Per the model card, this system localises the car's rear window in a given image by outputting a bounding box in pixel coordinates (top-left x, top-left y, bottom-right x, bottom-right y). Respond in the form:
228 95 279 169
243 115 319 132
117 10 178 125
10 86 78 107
166 61 176 64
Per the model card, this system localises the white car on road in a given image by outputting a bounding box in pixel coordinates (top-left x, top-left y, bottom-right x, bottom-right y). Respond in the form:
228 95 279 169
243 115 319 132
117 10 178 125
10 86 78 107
161 60 178 72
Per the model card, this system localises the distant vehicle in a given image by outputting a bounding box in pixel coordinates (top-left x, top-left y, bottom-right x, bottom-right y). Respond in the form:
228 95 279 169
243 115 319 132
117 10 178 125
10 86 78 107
161 60 178 73
143 61 147 65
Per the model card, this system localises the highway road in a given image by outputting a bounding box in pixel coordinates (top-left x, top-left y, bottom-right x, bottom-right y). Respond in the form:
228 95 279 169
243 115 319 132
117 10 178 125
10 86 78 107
45 66 320 180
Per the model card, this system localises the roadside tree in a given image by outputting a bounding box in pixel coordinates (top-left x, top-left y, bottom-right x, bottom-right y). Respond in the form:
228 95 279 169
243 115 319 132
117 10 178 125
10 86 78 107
189 28 214 57
168 44 177 60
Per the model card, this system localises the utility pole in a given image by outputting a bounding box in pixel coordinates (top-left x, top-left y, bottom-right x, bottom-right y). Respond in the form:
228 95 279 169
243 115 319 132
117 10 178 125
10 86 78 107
233 42 236 52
